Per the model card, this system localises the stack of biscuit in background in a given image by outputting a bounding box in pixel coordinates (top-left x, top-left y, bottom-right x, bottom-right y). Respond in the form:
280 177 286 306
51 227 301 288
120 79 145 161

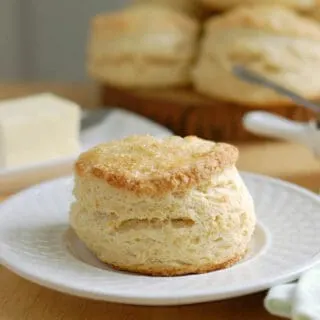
193 5 320 106
88 4 199 88
87 0 320 109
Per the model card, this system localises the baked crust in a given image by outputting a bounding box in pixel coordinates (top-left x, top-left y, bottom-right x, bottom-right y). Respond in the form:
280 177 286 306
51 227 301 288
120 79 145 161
206 5 320 40
89 3 199 61
75 135 239 197
87 4 199 87
132 0 208 20
92 3 198 34
108 251 246 276
192 5 320 107
201 0 319 12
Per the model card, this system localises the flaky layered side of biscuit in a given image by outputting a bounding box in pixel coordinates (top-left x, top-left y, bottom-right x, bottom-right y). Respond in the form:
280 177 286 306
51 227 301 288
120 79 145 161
70 135 256 276
192 5 320 106
87 4 199 88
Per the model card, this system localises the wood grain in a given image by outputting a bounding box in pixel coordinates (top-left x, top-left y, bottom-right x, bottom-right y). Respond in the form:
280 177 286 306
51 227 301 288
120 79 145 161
1 83 319 320
101 85 313 142
0 265 278 320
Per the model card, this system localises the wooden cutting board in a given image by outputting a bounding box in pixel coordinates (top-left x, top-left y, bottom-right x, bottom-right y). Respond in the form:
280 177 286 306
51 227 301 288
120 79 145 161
100 85 313 142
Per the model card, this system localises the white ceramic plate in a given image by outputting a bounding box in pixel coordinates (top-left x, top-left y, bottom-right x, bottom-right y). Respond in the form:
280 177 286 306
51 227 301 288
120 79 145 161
1 173 320 306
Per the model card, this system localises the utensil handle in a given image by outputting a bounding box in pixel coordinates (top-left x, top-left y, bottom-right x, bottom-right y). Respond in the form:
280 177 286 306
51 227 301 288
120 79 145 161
243 111 307 143
233 66 320 114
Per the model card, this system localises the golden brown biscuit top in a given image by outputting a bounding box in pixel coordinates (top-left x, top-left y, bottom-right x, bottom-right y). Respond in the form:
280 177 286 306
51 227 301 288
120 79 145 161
206 5 320 40
75 135 238 196
92 4 198 36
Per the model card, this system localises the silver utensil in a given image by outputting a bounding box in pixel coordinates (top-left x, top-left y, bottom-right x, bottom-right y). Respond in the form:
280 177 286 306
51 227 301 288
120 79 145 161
232 65 320 127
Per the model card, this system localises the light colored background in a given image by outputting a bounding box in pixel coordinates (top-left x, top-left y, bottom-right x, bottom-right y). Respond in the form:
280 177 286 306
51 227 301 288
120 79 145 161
0 0 129 82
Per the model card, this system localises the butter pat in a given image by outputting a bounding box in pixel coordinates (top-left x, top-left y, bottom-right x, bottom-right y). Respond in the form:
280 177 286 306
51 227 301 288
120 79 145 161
0 93 81 169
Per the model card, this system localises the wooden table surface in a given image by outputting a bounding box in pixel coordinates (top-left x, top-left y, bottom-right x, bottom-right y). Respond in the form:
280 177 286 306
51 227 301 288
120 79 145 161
1 84 319 320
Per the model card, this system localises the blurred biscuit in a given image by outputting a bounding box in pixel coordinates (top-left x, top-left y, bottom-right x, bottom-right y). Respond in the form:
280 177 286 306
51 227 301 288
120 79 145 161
132 0 208 19
200 0 319 11
192 5 320 106
87 4 199 88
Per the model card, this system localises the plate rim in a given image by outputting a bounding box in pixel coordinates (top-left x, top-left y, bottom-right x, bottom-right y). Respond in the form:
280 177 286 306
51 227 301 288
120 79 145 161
0 254 309 306
1 171 320 306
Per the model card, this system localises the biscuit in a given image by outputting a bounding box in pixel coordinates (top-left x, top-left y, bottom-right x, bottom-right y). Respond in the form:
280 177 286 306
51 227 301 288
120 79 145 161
87 4 199 88
201 0 318 11
70 135 256 276
192 5 320 106
132 0 208 19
